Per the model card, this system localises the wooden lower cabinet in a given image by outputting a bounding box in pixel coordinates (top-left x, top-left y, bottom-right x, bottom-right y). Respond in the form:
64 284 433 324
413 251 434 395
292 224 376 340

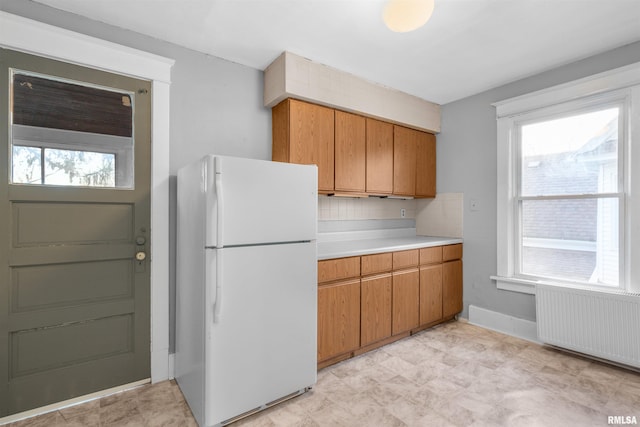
392 269 420 335
443 259 463 318
318 244 462 368
360 274 392 347
317 278 361 363
419 264 443 325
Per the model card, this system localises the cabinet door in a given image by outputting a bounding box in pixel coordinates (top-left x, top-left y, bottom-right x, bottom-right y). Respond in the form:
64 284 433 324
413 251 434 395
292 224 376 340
335 110 366 192
392 269 420 335
419 264 443 325
289 99 335 192
416 132 436 198
393 125 418 196
361 274 392 347
317 279 361 362
366 118 393 195
442 260 463 318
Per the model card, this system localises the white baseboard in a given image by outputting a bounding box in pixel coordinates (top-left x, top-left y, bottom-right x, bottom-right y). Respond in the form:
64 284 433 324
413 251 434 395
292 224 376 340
468 305 540 344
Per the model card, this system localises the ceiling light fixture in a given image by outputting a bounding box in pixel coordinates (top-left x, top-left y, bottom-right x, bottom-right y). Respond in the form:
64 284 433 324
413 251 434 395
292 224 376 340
383 0 435 33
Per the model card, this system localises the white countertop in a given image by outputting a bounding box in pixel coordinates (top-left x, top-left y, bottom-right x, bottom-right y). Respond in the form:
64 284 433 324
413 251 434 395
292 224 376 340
317 228 462 260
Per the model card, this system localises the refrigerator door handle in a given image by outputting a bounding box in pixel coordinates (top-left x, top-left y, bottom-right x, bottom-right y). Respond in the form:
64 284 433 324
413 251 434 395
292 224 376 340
214 159 224 248
213 250 223 323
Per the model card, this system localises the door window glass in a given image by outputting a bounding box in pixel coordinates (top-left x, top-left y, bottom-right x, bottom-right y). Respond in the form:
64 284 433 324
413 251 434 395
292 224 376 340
10 71 134 188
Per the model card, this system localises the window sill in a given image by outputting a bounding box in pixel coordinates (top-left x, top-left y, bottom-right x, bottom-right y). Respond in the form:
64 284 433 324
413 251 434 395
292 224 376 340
490 276 536 295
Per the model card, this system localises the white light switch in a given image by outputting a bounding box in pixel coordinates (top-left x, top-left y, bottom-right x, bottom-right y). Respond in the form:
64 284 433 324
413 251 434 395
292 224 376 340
470 199 479 211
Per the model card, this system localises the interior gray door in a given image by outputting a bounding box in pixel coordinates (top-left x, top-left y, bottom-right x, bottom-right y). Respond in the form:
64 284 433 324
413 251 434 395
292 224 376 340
0 48 151 417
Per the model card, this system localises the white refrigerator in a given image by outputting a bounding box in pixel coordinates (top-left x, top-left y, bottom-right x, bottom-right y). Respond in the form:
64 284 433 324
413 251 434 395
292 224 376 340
175 155 318 427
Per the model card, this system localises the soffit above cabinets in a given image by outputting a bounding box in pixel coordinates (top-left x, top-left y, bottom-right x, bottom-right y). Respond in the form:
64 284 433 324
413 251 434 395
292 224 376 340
264 52 440 134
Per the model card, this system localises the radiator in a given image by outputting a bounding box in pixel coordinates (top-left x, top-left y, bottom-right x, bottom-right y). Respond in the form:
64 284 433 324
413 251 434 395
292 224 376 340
536 283 640 369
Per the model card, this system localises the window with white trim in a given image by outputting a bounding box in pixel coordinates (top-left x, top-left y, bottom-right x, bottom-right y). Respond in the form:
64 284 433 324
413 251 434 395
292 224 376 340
517 102 622 287
493 63 640 294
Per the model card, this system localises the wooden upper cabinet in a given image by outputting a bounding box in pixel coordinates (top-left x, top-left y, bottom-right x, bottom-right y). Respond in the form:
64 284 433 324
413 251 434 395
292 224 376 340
366 118 393 195
416 132 436 198
393 125 418 196
272 98 335 193
335 110 366 192
273 98 437 197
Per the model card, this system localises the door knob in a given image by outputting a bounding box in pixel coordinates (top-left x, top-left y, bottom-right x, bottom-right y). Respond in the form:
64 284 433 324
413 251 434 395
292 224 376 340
135 251 147 261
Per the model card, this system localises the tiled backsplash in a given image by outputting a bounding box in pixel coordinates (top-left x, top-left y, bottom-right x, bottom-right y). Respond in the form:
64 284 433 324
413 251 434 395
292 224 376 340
318 196 417 220
318 193 464 238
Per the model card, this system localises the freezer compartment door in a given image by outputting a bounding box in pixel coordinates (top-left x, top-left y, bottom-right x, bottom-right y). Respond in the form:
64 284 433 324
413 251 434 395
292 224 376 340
204 242 317 426
204 155 317 248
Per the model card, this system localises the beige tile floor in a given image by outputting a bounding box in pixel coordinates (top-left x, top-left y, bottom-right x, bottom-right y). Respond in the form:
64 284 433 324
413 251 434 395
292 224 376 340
7 321 640 426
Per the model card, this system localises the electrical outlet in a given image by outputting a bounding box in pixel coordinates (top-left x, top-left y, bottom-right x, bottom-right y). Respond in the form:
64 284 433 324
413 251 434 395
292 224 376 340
400 208 406 218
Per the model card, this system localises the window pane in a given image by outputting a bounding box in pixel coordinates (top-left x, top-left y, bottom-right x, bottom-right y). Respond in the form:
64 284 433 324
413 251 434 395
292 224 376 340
12 145 42 184
43 148 115 187
521 108 618 196
521 198 618 286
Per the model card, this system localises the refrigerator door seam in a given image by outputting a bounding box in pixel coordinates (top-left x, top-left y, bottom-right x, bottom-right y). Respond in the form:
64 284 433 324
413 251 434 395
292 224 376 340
205 240 313 250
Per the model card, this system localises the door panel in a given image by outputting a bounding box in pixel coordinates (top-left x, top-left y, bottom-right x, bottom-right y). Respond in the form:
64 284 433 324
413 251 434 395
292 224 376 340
0 48 151 416
11 260 133 312
12 202 134 245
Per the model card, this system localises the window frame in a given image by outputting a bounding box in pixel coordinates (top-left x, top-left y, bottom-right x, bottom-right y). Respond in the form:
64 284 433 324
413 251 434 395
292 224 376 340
515 98 626 287
492 62 640 295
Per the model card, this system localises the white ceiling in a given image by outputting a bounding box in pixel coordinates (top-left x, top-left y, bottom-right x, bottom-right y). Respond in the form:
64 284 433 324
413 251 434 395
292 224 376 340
33 0 640 104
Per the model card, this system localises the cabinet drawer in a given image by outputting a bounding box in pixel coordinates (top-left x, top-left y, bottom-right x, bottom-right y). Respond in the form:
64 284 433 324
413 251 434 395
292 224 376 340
318 257 361 283
361 253 392 276
392 250 419 270
419 246 442 265
443 244 463 261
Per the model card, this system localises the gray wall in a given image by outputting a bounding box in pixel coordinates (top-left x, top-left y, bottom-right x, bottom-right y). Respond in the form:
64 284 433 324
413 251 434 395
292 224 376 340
438 41 640 322
1 0 272 352
4 0 640 335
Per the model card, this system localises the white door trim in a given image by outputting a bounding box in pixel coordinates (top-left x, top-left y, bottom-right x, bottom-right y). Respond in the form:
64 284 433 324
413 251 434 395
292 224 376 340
0 11 175 383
